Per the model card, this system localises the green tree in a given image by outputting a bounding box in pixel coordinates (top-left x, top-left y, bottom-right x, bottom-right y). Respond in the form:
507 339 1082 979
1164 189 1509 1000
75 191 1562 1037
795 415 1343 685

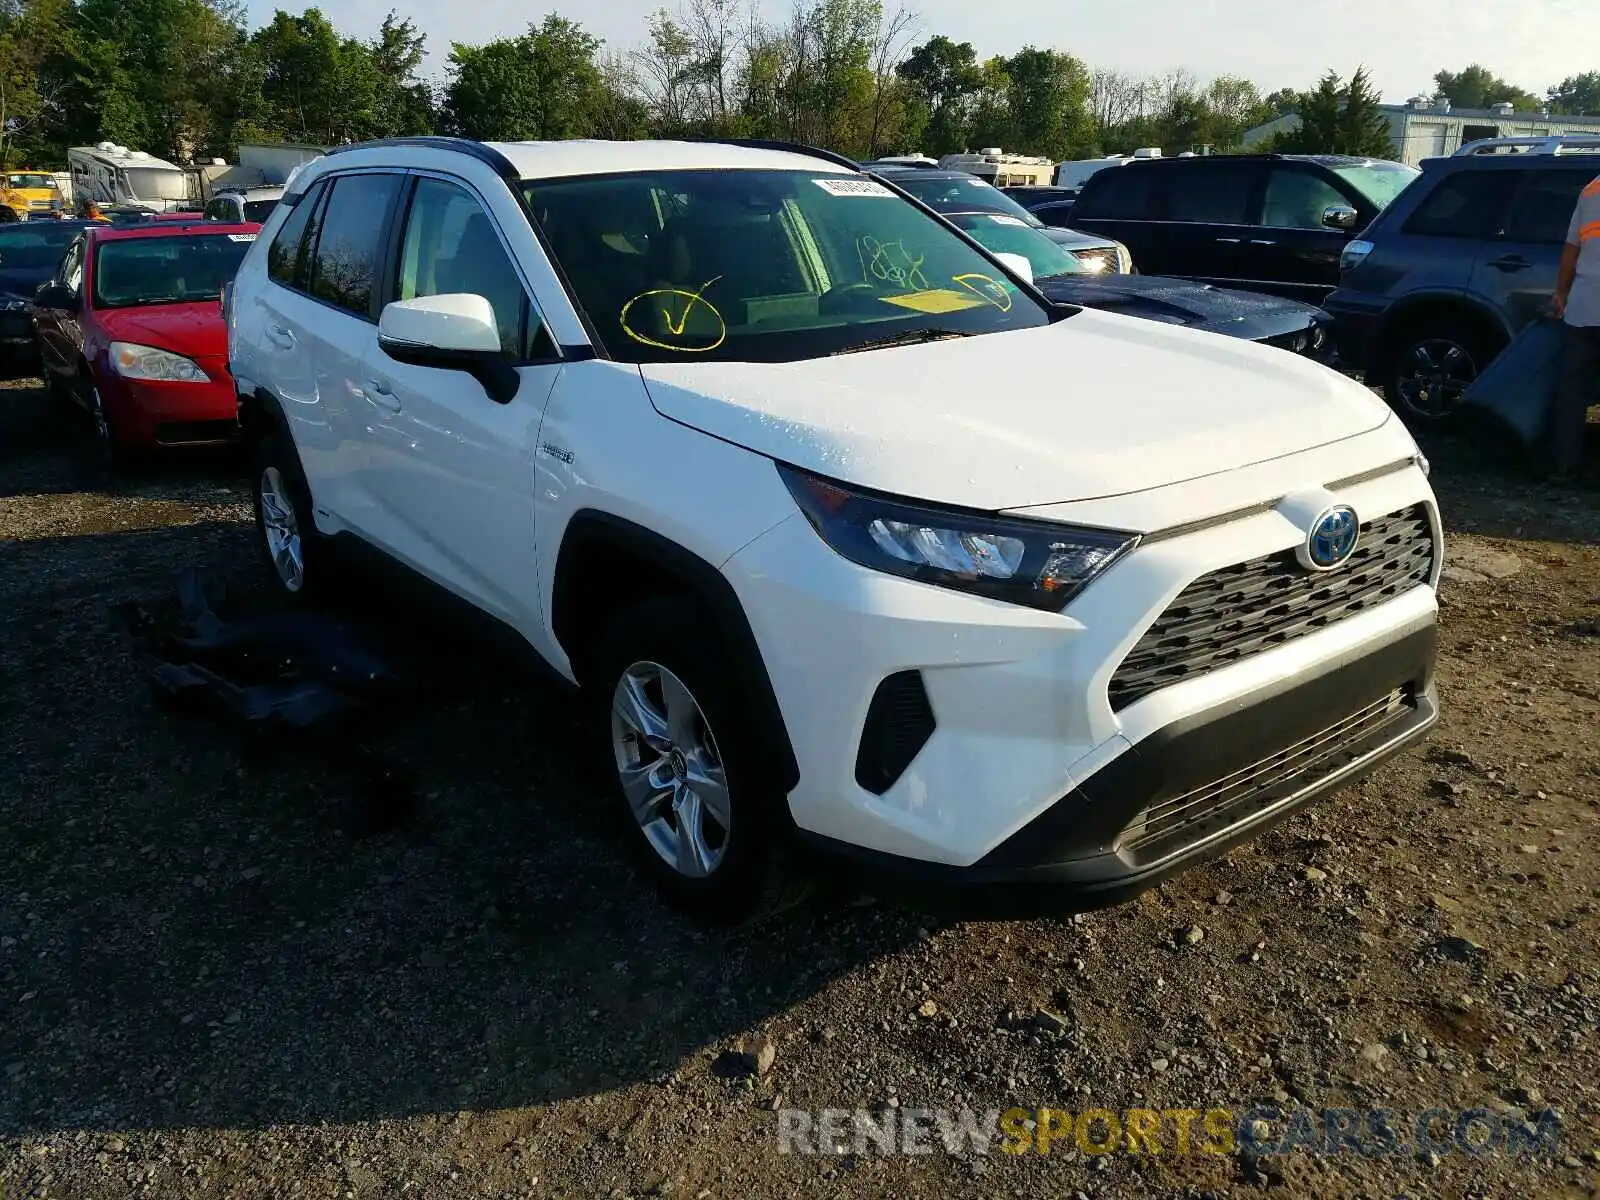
1003 46 1092 159
1338 66 1392 157
1547 71 1600 116
896 35 981 155
445 15 603 141
1433 64 1540 111
368 12 434 136
0 0 73 163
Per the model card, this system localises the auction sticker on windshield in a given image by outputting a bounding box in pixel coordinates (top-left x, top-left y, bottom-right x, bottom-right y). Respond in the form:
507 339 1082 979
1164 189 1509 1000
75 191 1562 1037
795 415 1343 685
227 234 257 242
814 179 895 198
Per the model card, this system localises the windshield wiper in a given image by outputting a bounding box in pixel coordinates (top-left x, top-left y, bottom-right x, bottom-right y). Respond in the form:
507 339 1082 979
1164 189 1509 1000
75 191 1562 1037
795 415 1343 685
831 328 973 356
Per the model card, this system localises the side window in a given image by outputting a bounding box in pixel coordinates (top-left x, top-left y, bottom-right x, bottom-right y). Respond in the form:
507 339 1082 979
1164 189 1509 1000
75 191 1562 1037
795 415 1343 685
1261 168 1350 229
1034 203 1075 228
1074 167 1156 220
1401 171 1515 239
395 177 551 359
308 173 403 317
1501 170 1596 243
267 179 327 289
1162 164 1258 224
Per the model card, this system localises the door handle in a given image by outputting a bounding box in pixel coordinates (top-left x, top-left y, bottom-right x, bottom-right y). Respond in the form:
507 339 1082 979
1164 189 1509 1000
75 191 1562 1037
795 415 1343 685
364 379 401 412
1215 237 1242 244
1249 239 1277 246
1487 255 1530 272
267 324 295 349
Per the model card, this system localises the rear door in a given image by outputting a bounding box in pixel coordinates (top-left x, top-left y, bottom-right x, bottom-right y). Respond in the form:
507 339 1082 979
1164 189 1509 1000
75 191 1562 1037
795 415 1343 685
1250 163 1370 302
249 171 406 530
1068 165 1167 272
1472 167 1597 334
1383 167 1517 303
1147 159 1266 288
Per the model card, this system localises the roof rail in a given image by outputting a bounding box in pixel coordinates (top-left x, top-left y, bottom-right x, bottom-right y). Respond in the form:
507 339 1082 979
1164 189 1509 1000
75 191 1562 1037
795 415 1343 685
682 137 862 172
322 136 519 179
1454 134 1600 157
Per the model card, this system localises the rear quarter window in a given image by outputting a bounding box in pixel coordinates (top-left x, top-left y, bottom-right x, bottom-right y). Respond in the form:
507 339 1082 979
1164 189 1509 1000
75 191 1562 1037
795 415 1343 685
1501 170 1597 243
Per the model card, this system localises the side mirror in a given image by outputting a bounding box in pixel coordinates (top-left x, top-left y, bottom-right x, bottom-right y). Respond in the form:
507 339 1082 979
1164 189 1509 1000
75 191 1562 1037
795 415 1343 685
378 294 518 404
994 251 1034 285
1322 205 1359 232
34 281 77 311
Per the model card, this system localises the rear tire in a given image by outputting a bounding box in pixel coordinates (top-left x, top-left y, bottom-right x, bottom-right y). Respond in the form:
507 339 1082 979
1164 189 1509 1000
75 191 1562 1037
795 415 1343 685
1377 316 1502 426
588 596 811 925
251 428 324 600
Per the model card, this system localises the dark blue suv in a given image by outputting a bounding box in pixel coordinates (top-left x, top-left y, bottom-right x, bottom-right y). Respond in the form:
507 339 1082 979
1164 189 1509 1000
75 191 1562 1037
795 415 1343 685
1325 135 1600 424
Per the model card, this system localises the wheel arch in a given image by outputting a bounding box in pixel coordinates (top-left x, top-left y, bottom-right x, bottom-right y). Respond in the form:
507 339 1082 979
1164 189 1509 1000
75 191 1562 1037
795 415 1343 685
551 510 801 794
1371 292 1512 372
236 384 287 443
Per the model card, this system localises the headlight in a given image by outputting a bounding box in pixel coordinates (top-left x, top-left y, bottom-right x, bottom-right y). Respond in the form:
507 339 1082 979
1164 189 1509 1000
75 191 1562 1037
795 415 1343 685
0 297 30 312
108 342 210 383
779 465 1139 612
1114 242 1133 274
1310 324 1327 352
1340 239 1375 273
1073 250 1110 274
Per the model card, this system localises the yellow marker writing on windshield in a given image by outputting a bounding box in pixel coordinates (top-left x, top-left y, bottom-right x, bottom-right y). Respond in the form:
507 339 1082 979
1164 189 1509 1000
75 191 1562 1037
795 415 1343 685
619 276 727 353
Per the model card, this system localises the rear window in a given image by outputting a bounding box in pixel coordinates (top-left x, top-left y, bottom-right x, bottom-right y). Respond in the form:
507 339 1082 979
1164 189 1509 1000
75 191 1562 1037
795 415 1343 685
243 199 279 223
1402 171 1515 238
92 232 256 308
1073 166 1157 220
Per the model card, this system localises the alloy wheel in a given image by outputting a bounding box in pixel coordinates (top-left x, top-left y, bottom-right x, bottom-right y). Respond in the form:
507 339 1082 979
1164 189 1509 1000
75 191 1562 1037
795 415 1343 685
610 661 731 879
258 466 305 592
1392 336 1477 422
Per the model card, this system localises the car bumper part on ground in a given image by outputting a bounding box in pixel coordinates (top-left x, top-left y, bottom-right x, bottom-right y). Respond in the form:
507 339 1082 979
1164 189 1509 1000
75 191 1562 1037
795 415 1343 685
727 448 1440 906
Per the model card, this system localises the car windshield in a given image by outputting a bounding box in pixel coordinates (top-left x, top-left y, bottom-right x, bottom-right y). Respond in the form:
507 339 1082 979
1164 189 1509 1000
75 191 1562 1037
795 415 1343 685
886 174 1045 225
0 227 79 270
93 232 256 308
945 213 1087 279
521 169 1052 363
243 199 279 222
1333 163 1420 210
7 174 54 190
124 168 190 202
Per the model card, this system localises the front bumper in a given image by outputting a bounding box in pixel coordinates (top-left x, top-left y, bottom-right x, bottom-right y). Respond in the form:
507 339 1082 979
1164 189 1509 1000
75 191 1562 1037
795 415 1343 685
99 356 241 447
1323 291 1389 372
726 434 1439 905
800 626 1436 913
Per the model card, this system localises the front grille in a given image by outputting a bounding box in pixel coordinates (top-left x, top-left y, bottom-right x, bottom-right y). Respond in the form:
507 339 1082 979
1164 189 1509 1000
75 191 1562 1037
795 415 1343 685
1118 687 1412 859
1108 505 1435 711
1072 247 1121 273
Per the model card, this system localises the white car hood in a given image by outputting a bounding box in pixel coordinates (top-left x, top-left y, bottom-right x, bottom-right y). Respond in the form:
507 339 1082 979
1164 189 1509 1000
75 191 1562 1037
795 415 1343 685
637 310 1393 511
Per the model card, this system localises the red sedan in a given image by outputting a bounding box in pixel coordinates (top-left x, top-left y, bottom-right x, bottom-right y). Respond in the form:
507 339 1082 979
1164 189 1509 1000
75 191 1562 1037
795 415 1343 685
33 220 259 463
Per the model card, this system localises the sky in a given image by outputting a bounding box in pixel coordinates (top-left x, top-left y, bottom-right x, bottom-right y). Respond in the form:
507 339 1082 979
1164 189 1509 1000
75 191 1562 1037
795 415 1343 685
250 0 1600 104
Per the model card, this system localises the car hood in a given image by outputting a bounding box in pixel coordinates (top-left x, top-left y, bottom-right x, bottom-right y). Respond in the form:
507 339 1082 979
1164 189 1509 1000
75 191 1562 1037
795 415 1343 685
637 311 1393 511
98 301 227 358
1037 274 1323 339
1038 225 1111 252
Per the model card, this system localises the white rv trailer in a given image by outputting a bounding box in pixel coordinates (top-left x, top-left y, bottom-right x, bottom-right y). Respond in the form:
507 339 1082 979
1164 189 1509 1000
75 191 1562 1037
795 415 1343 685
66 143 190 212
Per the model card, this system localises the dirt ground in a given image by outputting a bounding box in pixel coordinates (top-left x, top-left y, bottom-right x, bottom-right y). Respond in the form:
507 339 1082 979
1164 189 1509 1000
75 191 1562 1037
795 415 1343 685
1 372 1597 1200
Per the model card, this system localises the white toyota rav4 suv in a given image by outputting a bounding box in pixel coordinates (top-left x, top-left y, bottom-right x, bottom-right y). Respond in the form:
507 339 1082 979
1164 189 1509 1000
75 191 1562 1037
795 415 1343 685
227 136 1442 922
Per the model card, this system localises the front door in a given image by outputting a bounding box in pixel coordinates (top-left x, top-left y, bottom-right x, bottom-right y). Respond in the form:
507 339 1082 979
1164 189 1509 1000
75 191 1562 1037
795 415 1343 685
1471 167 1597 335
358 174 562 631
1151 160 1265 290
1249 164 1371 303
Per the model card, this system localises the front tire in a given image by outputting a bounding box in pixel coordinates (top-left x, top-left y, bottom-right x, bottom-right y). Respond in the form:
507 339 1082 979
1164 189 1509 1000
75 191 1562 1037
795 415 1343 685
589 597 810 924
251 430 322 599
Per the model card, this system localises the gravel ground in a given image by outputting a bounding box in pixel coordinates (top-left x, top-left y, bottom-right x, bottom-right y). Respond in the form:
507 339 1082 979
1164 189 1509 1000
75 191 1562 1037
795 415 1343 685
1 372 1598 1200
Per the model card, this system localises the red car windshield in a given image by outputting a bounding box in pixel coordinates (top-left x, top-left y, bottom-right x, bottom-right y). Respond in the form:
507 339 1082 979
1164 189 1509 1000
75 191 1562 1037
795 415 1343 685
93 232 257 308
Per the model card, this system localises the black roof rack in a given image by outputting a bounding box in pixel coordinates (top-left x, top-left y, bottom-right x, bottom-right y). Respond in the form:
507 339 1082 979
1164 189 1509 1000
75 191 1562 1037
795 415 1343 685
322 136 519 180
682 137 863 172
